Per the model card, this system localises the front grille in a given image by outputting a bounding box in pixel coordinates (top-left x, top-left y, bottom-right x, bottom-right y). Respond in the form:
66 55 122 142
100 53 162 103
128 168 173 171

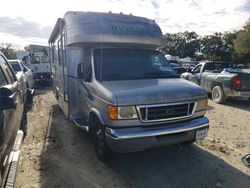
138 102 196 122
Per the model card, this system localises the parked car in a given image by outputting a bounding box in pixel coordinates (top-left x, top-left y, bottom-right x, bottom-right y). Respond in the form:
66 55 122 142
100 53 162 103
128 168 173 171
181 61 250 103
181 61 199 71
49 11 209 161
169 61 186 75
9 59 34 105
0 52 26 186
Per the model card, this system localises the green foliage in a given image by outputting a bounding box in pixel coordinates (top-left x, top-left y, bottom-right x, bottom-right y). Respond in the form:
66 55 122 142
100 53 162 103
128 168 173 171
0 43 17 59
161 21 250 63
162 31 200 58
234 20 250 63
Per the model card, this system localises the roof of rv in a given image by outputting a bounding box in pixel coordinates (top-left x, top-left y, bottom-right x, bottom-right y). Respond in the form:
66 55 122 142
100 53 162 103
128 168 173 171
48 11 163 48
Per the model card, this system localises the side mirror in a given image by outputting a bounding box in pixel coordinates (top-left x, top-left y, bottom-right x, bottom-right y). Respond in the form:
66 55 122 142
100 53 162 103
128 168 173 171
187 68 193 73
77 63 84 79
0 86 17 110
23 67 28 72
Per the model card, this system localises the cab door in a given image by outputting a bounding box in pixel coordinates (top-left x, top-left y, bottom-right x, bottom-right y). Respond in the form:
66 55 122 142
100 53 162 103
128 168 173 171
0 54 22 165
78 50 93 120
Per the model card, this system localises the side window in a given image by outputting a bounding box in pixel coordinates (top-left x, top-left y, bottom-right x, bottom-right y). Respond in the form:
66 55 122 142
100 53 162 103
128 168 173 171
193 65 202 74
84 51 92 81
0 55 15 84
58 40 62 66
0 67 7 87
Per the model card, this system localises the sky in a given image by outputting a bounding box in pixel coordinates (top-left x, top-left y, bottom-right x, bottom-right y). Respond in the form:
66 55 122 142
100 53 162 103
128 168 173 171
0 0 250 48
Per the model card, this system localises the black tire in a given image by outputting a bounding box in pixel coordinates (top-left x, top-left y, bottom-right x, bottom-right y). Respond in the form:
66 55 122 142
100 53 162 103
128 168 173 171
212 86 226 104
20 108 28 137
92 117 115 162
26 89 33 109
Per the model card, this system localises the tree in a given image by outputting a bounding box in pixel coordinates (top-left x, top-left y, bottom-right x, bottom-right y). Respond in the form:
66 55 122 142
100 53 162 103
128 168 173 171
221 32 237 61
162 31 200 58
234 20 250 63
200 32 224 61
0 43 17 59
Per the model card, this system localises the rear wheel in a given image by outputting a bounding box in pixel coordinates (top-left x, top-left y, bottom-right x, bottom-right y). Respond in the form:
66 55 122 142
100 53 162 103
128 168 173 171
92 117 115 162
212 86 226 104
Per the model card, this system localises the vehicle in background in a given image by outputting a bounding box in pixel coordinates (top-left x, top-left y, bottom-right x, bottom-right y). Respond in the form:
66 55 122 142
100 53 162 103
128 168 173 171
22 45 51 86
9 59 34 105
49 11 209 161
0 51 26 187
169 60 186 75
181 61 199 71
181 61 250 103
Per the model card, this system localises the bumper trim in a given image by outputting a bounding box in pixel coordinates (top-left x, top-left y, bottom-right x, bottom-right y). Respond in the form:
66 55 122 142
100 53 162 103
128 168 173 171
226 90 250 98
106 117 209 140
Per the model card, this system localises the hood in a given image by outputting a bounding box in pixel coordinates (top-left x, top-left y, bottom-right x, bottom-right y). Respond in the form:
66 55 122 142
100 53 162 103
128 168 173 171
102 78 207 105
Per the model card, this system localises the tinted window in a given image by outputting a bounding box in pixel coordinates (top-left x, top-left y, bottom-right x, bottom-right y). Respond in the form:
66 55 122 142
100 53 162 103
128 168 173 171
193 65 202 73
0 55 15 83
10 62 22 72
84 51 92 81
94 49 177 81
41 55 49 63
203 63 233 72
0 67 7 86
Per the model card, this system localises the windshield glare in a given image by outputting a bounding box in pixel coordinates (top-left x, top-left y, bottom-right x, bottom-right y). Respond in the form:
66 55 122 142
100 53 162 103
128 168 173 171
94 49 178 81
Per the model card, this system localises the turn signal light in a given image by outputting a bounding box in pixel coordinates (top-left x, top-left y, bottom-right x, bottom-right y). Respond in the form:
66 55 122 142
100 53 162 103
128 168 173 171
107 105 118 120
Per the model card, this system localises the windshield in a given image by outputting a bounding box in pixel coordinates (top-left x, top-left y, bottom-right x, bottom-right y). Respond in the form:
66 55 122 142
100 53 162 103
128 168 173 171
10 62 22 72
94 49 178 81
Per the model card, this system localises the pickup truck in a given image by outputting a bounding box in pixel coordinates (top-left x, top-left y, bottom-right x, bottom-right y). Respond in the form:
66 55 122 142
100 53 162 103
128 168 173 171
9 59 35 105
181 61 250 103
0 52 26 186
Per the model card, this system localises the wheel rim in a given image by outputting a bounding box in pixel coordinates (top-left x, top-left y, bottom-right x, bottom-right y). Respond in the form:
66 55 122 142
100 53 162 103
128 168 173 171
213 88 220 101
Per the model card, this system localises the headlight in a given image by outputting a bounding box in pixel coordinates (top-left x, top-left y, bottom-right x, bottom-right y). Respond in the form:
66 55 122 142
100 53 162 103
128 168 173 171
107 105 138 120
195 98 208 112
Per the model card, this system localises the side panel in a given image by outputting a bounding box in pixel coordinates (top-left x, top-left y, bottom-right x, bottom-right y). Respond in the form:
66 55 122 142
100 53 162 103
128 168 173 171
50 29 69 116
66 47 84 118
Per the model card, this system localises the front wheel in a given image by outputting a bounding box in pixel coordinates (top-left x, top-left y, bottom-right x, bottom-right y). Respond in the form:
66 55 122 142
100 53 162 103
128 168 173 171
212 86 226 104
92 118 115 162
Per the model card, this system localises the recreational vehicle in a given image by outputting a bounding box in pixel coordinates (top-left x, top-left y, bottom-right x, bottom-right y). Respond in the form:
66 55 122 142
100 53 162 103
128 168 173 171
23 45 51 84
49 11 209 161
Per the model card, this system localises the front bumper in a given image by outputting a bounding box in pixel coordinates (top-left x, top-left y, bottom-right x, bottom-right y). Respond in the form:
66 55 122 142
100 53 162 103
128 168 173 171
33 72 52 82
105 117 209 153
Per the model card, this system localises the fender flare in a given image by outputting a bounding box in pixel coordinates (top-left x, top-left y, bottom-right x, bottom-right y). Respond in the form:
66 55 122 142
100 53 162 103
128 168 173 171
89 108 105 126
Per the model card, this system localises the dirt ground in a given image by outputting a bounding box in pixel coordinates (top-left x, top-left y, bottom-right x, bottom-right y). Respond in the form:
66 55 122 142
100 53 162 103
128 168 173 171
15 88 250 188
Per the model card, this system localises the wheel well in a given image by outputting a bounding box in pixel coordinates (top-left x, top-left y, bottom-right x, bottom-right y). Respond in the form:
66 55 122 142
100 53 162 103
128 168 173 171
88 112 98 137
211 82 223 91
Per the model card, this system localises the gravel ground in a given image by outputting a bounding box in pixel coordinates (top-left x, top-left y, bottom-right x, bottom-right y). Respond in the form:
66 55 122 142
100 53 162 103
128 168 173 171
15 89 250 188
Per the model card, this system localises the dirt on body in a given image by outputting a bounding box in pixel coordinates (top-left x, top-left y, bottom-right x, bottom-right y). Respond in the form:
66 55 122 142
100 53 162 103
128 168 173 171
16 89 250 188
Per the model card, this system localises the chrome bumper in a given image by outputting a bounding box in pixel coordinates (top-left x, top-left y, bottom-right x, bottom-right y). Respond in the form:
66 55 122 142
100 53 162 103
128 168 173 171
105 117 209 153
